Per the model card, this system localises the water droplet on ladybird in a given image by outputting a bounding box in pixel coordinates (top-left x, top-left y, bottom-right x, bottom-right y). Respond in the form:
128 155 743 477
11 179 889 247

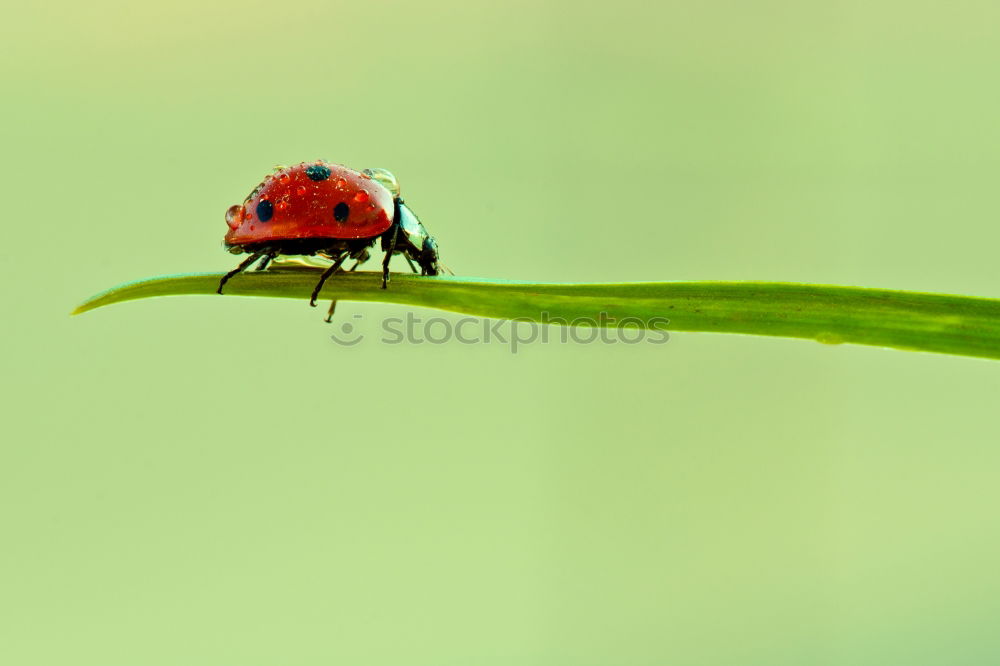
335 178 348 189
367 203 376 211
225 204 244 229
354 190 369 203
277 200 289 212
296 185 307 196
278 172 291 184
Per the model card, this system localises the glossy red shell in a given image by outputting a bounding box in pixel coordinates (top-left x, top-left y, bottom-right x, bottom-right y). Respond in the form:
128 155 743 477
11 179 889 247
224 161 394 247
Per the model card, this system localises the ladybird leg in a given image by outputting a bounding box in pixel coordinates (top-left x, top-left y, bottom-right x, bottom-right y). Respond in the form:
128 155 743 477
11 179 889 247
404 255 419 274
217 252 263 294
324 300 338 323
309 254 348 307
348 248 371 272
381 227 399 289
254 252 276 272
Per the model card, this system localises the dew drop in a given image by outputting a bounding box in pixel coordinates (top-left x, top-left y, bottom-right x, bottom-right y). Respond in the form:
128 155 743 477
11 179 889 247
225 204 244 229
278 172 291 184
277 200 289 212
367 203 376 211
815 332 844 345
296 185 307 196
354 190 369 203
335 178 348 189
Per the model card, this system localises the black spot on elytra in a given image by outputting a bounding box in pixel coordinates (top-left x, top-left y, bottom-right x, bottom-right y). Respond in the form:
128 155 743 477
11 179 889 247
305 164 331 181
333 202 349 222
256 200 273 222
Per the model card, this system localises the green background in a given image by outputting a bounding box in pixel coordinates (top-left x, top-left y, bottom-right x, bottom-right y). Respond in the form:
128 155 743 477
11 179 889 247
4 1 1000 664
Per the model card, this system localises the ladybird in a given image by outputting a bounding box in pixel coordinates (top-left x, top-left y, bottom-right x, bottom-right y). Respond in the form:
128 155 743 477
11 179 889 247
217 160 442 319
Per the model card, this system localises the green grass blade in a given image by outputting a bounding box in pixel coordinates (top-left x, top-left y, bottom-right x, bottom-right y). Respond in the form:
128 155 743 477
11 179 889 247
73 268 1000 360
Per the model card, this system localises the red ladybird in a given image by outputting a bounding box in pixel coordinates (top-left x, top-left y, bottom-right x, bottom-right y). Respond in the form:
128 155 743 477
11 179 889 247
217 160 442 319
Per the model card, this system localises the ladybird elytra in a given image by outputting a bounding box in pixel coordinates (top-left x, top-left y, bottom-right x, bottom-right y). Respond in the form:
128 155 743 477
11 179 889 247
223 161 393 245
